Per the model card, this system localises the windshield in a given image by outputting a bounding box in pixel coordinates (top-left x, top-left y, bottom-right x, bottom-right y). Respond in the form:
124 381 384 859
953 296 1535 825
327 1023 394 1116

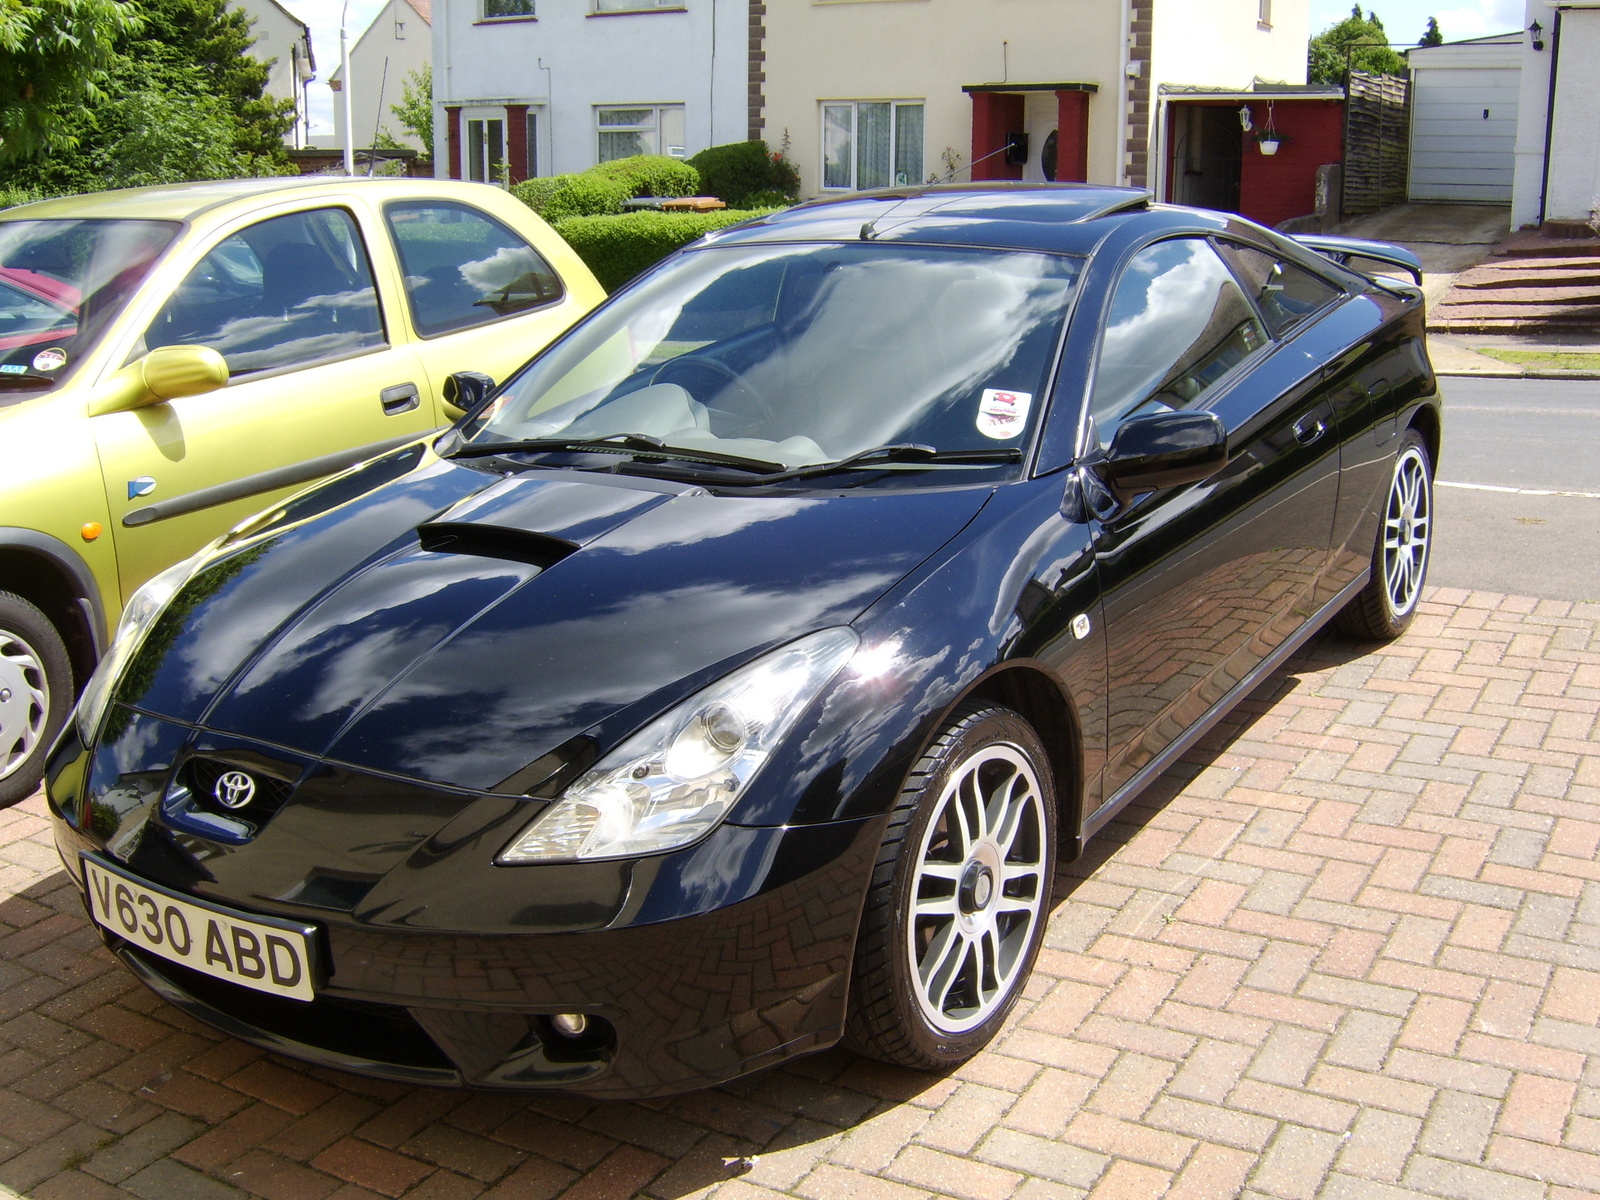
464 242 1081 479
0 219 180 394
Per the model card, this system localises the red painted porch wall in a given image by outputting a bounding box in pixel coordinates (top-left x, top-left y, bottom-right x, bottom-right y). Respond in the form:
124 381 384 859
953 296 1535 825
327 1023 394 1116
1238 100 1343 229
970 93 1025 181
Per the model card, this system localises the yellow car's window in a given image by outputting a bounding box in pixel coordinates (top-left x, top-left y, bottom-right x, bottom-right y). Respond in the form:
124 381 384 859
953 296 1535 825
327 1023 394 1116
384 200 564 338
140 208 387 377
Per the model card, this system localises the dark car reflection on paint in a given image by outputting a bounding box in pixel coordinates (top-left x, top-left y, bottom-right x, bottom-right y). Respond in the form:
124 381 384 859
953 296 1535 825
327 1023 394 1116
46 184 1441 1097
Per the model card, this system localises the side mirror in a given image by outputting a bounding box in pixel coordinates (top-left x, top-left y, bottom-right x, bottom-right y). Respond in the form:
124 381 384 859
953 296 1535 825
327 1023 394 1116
87 345 229 417
442 370 495 416
1098 410 1227 502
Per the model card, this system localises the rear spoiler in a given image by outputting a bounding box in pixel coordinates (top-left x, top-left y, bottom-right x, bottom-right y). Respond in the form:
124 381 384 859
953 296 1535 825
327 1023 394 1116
1290 234 1424 286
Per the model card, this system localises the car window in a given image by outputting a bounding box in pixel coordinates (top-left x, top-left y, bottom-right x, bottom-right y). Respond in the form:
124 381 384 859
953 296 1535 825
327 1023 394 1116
1090 237 1268 447
140 208 386 377
1217 241 1342 338
384 201 564 338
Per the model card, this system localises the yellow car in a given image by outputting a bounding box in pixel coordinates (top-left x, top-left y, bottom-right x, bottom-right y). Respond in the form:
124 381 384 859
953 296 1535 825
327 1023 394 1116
0 177 604 806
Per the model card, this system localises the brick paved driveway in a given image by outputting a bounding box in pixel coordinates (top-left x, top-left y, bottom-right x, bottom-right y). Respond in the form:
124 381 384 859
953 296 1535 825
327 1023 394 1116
0 588 1595 1200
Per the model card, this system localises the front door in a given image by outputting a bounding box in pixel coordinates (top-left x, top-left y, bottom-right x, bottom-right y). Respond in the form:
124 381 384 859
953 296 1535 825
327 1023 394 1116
1085 236 1339 804
93 205 440 600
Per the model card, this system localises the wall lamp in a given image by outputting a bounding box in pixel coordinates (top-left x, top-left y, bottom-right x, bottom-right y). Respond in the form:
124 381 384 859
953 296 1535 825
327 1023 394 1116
1528 20 1545 50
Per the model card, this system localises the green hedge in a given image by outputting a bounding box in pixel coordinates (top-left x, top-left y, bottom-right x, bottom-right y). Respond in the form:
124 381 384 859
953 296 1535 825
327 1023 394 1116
554 209 780 292
688 141 800 209
588 154 699 199
511 155 701 224
512 173 634 223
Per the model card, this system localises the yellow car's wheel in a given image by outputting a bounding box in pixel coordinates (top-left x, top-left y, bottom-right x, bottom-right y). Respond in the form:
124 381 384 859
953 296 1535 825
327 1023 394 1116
0 593 72 808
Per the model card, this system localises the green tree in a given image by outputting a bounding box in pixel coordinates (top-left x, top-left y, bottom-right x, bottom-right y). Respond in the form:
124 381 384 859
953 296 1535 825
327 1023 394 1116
8 0 293 194
1308 5 1408 83
386 64 433 159
0 0 141 163
1419 16 1444 46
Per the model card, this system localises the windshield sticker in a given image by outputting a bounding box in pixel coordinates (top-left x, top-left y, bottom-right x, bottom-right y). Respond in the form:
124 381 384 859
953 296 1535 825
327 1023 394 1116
32 348 67 373
977 389 1031 440
0 364 26 375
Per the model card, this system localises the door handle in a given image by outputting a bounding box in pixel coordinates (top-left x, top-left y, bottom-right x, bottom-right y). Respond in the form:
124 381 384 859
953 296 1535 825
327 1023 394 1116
1293 414 1326 445
381 383 420 416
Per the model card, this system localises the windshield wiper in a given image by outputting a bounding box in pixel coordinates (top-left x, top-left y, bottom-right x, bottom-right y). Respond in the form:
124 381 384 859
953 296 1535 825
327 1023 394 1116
0 371 57 390
709 443 1025 486
444 433 788 475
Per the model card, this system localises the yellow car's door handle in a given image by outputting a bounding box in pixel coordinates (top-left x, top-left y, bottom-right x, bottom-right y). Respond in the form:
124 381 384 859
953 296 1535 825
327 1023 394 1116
380 383 421 416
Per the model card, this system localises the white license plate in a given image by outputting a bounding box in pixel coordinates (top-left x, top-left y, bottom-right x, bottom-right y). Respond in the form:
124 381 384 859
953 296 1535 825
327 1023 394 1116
83 855 318 1002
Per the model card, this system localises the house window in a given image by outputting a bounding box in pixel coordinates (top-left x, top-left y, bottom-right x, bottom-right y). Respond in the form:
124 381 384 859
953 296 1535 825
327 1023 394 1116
597 105 686 161
1258 0 1271 26
822 101 924 190
483 0 535 18
467 118 504 183
595 0 681 10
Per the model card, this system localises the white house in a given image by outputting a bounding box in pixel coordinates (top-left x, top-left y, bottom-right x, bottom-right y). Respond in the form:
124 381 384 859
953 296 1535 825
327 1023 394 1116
760 0 1311 198
431 0 748 183
230 0 317 147
1512 0 1600 230
329 0 434 153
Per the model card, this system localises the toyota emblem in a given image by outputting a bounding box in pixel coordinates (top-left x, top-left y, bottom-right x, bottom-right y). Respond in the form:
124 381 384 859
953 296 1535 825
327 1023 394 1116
214 770 257 810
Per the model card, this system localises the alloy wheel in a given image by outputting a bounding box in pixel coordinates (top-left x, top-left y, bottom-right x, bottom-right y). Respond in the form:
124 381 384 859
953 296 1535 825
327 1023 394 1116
1382 444 1432 619
906 743 1048 1033
0 629 51 784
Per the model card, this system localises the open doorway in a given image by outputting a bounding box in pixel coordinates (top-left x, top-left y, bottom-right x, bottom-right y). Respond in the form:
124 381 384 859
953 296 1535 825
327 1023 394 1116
1170 104 1241 212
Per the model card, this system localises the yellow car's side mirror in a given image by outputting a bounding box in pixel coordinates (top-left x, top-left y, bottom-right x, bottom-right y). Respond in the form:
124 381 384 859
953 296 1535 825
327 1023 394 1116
88 345 230 417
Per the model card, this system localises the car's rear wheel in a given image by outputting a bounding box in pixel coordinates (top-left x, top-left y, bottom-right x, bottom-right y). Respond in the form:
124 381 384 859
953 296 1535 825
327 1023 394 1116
844 703 1056 1069
0 593 73 809
1335 429 1434 641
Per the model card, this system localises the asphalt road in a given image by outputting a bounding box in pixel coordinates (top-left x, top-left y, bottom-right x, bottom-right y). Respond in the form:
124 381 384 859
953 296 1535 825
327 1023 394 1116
1430 374 1600 602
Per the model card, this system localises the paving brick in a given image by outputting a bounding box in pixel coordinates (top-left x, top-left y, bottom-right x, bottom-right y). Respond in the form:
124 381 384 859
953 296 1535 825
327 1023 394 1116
0 593 1592 1200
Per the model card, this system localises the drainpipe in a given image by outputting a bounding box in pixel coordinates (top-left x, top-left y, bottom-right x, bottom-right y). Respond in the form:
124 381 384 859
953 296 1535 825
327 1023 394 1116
1118 0 1133 185
1536 9 1562 226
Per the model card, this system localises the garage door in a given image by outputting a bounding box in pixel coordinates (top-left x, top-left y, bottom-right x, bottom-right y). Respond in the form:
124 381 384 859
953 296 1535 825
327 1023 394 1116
1409 67 1520 202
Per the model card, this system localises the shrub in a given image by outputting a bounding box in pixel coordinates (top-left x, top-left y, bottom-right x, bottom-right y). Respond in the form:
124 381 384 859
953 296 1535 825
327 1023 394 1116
688 141 800 208
0 186 44 211
589 154 700 199
512 173 633 223
554 208 781 292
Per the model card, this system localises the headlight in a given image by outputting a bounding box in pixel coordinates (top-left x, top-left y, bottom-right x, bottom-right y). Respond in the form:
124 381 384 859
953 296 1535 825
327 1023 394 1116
497 627 859 864
74 551 208 743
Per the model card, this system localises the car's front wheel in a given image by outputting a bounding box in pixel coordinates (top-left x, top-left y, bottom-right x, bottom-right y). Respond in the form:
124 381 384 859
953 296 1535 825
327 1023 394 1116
0 592 73 809
1335 428 1434 640
845 703 1056 1069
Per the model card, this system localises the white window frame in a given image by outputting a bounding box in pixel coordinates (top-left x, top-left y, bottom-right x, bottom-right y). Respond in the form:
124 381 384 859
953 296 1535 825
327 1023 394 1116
820 100 925 191
464 111 506 184
1258 0 1272 27
593 0 682 11
595 104 687 161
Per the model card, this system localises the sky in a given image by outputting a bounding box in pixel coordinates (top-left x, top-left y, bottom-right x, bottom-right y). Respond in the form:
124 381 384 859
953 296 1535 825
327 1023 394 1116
280 0 1529 142
1309 0 1527 44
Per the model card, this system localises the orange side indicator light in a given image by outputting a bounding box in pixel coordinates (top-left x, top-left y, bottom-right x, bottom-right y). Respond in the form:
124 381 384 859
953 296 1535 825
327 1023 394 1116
80 522 103 542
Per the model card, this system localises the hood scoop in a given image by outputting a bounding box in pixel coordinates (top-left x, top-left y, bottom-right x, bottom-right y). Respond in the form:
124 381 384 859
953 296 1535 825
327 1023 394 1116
418 522 577 570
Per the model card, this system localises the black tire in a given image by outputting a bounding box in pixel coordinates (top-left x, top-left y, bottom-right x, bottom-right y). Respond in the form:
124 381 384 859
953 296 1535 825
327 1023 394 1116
0 592 74 809
1334 428 1434 641
844 703 1057 1069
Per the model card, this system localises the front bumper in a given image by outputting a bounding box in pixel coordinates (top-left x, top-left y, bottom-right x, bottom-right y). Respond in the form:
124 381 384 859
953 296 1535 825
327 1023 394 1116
47 715 883 1098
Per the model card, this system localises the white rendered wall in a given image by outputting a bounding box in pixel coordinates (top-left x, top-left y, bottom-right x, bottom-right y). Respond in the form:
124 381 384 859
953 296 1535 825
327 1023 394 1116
763 0 1309 199
1544 8 1600 223
230 0 312 145
1149 0 1309 92
762 0 1127 197
333 0 433 152
432 0 747 178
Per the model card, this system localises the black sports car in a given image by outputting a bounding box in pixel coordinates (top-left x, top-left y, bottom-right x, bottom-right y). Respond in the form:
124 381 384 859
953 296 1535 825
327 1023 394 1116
46 184 1439 1098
